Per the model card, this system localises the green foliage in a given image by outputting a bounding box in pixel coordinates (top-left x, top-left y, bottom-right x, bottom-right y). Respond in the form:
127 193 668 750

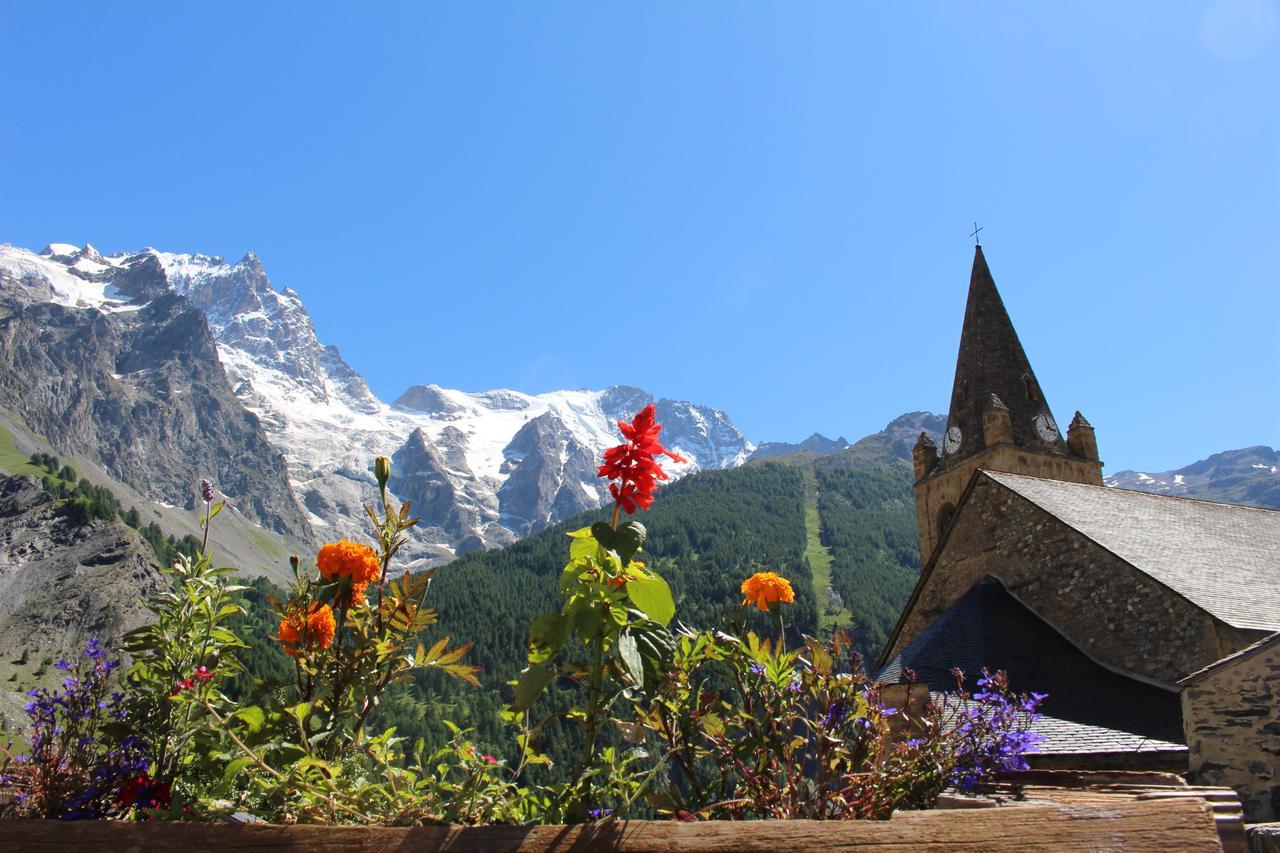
197 472 481 823
122 548 249 794
403 463 814 774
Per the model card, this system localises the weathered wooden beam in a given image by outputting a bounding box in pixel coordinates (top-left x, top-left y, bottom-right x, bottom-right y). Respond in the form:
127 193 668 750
0 798 1224 852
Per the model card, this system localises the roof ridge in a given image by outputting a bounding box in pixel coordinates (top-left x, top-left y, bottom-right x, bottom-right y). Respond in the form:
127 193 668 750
1178 630 1280 685
982 469 1280 515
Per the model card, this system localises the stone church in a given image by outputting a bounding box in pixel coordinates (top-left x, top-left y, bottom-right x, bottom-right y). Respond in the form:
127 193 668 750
877 245 1280 821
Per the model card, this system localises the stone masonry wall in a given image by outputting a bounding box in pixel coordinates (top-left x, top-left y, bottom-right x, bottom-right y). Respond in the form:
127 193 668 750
1182 638 1280 822
915 446 1102 562
893 475 1252 688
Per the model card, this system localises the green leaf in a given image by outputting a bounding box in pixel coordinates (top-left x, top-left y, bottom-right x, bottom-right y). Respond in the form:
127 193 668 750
294 756 339 778
616 633 644 686
626 573 674 626
567 526 597 560
510 664 555 712
590 521 646 565
614 520 646 564
234 705 266 733
527 612 570 665
223 755 254 782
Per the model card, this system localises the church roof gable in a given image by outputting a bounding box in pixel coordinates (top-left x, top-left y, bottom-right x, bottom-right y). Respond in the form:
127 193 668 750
986 471 1280 631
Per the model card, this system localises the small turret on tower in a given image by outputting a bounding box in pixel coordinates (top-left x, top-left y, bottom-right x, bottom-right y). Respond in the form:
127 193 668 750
913 432 939 481
1067 411 1100 462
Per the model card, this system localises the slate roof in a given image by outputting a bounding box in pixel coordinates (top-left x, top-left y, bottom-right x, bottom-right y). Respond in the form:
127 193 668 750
1030 713 1186 756
986 471 1280 632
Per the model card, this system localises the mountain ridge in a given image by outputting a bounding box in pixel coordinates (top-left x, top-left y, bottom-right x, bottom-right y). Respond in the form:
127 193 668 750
0 243 755 567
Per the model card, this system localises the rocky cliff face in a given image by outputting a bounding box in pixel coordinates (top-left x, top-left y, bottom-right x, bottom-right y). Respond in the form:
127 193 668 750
0 474 165 725
0 249 311 538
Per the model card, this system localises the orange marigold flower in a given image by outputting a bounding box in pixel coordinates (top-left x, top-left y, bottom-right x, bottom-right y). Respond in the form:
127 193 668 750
317 540 382 584
277 603 336 656
316 541 381 608
306 603 336 650
741 571 795 611
278 611 304 657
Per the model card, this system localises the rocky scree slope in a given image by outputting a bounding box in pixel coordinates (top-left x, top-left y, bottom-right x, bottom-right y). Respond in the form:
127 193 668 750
0 473 165 729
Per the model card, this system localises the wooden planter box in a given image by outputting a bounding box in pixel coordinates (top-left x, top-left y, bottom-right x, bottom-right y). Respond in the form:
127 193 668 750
0 772 1243 852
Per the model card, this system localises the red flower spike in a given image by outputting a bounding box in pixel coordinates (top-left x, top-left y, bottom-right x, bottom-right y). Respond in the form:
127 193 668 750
598 404 686 514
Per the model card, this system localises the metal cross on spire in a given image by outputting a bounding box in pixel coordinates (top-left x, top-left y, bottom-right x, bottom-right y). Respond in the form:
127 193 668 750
970 221 983 245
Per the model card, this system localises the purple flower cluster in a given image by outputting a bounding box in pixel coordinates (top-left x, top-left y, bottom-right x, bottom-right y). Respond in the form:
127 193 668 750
948 669 1046 793
1 639 154 819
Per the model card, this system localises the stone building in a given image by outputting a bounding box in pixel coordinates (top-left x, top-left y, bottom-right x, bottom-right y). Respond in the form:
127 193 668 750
878 245 1280 820
1181 633 1280 822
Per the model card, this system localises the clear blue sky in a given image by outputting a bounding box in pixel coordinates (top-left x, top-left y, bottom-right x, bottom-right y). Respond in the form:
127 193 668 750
2 1 1277 472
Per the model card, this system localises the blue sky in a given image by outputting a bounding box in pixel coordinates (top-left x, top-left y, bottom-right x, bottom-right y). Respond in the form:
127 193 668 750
2 1 1277 472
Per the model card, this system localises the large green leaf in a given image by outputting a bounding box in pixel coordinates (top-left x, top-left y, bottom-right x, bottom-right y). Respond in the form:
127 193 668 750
591 521 646 565
234 705 266 733
223 755 254 783
510 664 555 712
626 572 674 626
527 612 570 665
567 526 598 560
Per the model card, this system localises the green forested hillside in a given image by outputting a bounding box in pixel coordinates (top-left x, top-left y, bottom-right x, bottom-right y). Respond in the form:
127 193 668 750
813 464 920 656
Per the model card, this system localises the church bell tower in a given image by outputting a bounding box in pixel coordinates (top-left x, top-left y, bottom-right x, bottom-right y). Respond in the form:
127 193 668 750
913 245 1103 562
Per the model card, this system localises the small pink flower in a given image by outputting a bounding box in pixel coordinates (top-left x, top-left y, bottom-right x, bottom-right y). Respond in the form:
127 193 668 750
482 754 498 765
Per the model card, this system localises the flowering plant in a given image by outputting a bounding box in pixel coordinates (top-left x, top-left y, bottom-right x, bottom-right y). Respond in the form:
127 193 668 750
0 640 158 819
507 404 684 820
201 456 480 822
122 481 246 802
636 576 1046 819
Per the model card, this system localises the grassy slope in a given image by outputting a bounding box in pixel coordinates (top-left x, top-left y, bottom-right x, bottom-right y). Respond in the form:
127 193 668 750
0 423 42 477
801 467 852 631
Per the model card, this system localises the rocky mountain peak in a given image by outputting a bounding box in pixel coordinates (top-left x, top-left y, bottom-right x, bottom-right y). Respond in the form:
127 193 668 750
394 384 466 417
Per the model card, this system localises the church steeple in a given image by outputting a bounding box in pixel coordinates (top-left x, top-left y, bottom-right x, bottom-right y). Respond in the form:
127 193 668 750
912 244 1103 563
943 245 1062 460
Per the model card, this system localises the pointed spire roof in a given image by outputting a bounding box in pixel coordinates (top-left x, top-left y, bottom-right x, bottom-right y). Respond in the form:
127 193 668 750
942 245 1063 461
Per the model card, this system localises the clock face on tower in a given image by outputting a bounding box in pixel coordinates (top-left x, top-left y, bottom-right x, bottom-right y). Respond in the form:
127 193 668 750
1033 413 1059 442
943 426 962 454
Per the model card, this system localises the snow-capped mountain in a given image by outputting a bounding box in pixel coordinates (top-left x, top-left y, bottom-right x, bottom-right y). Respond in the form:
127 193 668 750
1106 446 1280 511
0 243 754 567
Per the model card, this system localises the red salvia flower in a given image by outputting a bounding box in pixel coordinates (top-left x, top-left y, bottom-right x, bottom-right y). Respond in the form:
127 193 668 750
598 404 687 514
